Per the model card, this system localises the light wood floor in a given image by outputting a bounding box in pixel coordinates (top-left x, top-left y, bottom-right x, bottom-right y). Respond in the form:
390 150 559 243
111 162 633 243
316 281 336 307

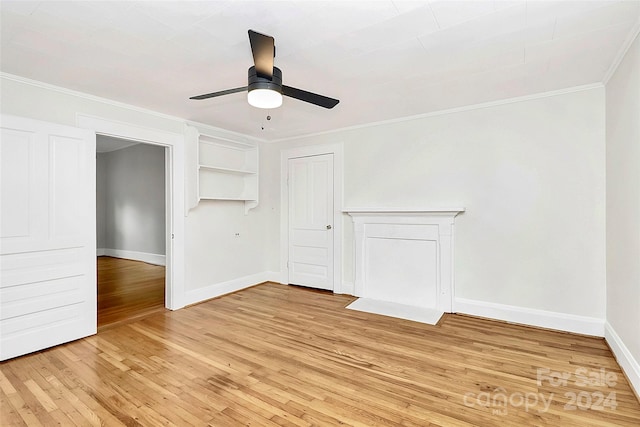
97 256 166 329
1 283 639 426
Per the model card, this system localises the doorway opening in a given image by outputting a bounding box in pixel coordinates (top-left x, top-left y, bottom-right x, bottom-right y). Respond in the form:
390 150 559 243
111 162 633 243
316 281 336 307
77 113 186 313
96 136 167 328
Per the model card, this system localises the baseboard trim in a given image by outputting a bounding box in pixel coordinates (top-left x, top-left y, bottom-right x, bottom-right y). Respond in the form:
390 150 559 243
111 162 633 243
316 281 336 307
98 248 166 266
183 271 278 306
605 322 640 398
263 271 280 283
338 281 355 295
454 297 605 337
270 276 356 296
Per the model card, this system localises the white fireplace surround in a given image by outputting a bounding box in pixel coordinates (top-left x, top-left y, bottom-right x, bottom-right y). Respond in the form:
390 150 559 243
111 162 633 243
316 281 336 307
346 208 464 322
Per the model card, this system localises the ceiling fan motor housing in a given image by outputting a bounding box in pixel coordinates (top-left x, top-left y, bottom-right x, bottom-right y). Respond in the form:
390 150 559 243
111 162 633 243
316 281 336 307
248 65 282 92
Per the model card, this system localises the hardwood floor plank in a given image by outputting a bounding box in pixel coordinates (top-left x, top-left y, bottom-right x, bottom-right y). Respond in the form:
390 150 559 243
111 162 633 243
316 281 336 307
97 256 166 329
1 282 639 426
0 392 24 427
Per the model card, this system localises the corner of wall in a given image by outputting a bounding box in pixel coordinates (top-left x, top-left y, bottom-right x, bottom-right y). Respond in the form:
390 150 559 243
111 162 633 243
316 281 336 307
604 20 640 401
183 271 279 306
605 322 640 398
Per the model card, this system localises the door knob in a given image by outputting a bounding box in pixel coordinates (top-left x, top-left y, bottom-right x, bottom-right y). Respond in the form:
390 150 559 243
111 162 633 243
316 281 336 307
326 225 332 230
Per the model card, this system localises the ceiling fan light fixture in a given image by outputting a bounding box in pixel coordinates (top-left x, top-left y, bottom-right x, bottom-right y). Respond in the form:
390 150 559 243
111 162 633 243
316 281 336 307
247 65 283 109
248 88 282 109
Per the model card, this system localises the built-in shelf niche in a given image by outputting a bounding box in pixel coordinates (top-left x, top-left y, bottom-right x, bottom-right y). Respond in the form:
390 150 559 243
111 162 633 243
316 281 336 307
186 125 259 214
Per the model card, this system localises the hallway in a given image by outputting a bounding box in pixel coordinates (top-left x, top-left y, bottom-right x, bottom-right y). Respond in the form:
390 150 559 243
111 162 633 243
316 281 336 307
97 256 166 329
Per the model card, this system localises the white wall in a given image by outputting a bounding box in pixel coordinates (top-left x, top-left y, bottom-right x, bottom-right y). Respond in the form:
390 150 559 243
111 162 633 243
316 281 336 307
184 200 272 286
97 142 166 258
0 74 273 306
266 87 607 330
605 32 640 393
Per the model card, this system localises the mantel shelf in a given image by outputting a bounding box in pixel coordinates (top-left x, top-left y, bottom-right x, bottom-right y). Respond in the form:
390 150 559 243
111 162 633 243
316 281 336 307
344 207 465 215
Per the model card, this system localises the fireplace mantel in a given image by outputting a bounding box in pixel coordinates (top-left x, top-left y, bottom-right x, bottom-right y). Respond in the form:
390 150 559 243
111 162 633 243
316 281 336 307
344 207 465 215
345 208 464 322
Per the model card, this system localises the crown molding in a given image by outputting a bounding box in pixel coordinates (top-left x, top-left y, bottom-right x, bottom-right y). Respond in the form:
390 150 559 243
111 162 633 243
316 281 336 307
184 119 263 145
0 72 266 144
0 72 185 123
270 82 604 143
2 71 605 146
603 19 640 86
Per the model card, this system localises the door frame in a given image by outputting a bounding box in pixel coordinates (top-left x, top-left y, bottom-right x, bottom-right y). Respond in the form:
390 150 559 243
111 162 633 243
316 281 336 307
77 114 186 310
280 143 343 293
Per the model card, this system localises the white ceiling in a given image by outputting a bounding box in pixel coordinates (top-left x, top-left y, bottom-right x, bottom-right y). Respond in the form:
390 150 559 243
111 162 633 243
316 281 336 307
1 1 639 141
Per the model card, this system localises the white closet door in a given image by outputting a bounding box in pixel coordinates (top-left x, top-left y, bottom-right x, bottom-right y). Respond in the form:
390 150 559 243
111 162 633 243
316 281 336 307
288 154 334 291
1 114 96 361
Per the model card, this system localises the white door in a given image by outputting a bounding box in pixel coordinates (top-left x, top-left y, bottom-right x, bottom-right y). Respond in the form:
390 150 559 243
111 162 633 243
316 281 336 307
0 115 96 361
288 154 334 290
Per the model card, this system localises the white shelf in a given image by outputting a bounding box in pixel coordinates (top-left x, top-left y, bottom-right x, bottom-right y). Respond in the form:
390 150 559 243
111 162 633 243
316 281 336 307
199 196 258 201
198 164 256 175
185 125 259 214
199 133 255 149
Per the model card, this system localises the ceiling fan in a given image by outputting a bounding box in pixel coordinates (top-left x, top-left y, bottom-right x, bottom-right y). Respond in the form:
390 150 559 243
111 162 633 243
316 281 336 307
190 30 339 110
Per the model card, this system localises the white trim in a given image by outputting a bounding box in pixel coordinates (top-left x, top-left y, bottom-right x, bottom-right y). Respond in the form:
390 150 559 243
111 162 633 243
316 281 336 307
343 207 465 214
2 72 604 146
280 143 344 293
98 249 166 266
605 322 640 398
76 114 186 310
603 19 640 85
0 72 262 146
455 297 605 337
347 209 464 313
77 114 180 145
183 271 278 306
269 83 603 143
1 73 604 146
263 271 281 283
340 281 355 296
1 72 182 123
184 120 261 146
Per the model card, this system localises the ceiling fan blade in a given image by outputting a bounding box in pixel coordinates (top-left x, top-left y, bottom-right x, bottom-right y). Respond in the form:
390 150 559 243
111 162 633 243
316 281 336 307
248 29 274 79
282 85 340 109
189 87 247 100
